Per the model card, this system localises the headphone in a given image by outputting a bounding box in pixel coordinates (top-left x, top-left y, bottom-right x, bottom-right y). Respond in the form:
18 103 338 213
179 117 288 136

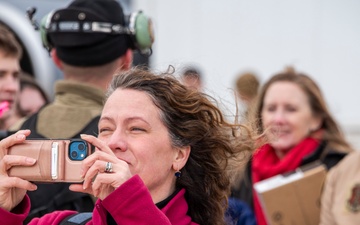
40 9 154 55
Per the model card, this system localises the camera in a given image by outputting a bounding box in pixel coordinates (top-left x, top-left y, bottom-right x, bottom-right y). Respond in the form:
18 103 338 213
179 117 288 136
8 138 91 183
69 140 87 161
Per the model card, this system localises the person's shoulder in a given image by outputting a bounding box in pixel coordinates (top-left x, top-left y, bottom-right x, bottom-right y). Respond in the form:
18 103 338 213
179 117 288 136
321 145 349 169
335 151 360 167
327 151 360 179
8 117 28 131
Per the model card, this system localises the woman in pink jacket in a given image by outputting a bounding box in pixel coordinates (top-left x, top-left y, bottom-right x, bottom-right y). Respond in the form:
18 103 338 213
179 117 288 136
0 68 253 225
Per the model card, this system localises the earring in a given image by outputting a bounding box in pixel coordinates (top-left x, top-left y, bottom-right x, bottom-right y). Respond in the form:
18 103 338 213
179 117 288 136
175 165 181 178
175 170 182 178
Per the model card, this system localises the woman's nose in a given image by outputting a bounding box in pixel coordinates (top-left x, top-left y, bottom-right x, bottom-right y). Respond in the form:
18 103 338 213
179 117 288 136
106 130 127 152
272 110 286 123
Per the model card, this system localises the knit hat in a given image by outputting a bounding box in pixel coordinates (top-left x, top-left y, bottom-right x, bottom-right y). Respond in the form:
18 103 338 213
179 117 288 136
48 0 130 66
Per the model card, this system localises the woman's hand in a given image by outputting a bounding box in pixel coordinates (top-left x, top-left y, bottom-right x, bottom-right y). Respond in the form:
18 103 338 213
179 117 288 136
0 130 37 211
69 134 132 200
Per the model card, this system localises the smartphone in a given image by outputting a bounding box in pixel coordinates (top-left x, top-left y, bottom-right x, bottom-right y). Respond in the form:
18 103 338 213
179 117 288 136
8 139 91 183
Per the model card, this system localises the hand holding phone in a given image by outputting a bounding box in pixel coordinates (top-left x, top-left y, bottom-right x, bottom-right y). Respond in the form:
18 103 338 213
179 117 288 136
8 139 90 183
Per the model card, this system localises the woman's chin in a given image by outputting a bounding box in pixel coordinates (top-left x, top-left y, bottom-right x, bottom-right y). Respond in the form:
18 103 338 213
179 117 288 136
270 141 293 153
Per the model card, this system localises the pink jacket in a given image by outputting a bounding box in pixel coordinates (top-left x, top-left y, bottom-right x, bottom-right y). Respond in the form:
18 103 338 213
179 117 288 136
0 175 199 225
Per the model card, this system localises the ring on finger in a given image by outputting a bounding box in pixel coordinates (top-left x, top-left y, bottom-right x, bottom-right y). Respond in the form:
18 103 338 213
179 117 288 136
104 162 113 173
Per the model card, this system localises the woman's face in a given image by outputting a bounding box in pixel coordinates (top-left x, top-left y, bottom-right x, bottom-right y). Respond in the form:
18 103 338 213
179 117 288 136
98 88 178 200
261 81 321 155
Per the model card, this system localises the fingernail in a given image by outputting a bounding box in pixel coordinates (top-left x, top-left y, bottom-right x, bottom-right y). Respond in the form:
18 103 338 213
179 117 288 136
16 134 25 140
31 184 37 191
26 158 36 164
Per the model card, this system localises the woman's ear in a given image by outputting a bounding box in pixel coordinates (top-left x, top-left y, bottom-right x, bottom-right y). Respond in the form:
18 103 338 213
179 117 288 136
310 114 323 132
172 146 191 170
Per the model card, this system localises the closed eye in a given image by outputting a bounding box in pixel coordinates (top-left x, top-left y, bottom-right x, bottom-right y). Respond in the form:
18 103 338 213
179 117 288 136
99 128 111 133
285 105 297 112
265 105 276 112
130 127 146 132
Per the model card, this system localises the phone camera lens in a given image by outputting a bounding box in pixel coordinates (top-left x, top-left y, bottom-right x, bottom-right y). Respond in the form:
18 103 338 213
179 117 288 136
71 151 78 158
78 143 85 151
69 141 88 161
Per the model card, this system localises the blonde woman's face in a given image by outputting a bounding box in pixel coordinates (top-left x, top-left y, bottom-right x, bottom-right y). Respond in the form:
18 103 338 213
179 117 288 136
261 81 321 155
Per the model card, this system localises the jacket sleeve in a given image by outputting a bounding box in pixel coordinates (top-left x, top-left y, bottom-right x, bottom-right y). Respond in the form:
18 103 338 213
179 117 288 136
0 195 30 225
319 166 337 225
0 194 79 225
28 210 77 225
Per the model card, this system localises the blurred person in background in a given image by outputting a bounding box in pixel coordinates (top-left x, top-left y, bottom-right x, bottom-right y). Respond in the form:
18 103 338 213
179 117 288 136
224 71 261 225
180 66 203 91
320 149 360 224
17 72 49 117
235 71 260 122
7 72 49 131
0 23 22 131
231 67 353 225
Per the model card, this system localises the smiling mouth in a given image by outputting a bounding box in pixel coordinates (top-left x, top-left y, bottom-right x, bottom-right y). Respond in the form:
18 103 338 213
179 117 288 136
269 129 289 137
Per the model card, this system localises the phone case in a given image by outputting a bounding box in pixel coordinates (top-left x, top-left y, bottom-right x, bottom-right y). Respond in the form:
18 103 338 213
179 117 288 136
8 139 90 183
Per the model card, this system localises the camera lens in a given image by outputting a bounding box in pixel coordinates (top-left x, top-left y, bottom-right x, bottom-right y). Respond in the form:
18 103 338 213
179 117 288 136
78 143 85 151
71 151 78 158
69 141 88 161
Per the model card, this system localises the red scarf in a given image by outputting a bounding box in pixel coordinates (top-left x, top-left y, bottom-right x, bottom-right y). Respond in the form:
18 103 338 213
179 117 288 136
251 137 320 225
